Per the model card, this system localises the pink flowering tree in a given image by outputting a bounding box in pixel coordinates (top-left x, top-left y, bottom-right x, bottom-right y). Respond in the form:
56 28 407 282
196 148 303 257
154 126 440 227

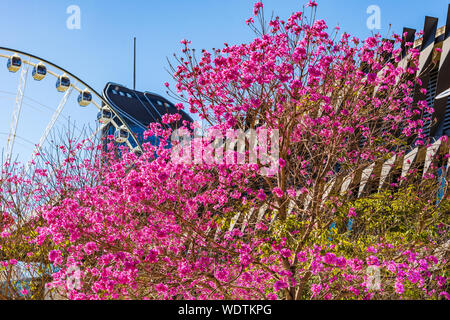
2 1 448 300
163 1 449 299
0 128 104 299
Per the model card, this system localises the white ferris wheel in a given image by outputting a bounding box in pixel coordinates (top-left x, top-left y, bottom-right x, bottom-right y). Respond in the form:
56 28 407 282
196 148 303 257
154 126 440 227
0 47 141 173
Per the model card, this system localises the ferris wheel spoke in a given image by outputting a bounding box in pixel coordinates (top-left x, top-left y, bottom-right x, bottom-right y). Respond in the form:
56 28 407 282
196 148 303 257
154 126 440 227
27 86 74 168
5 59 30 162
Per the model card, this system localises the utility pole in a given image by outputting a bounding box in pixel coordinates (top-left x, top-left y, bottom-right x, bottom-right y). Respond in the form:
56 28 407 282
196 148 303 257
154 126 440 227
133 37 136 90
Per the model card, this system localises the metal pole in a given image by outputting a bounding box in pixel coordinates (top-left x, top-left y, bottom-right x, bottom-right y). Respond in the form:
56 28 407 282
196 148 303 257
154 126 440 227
133 37 136 90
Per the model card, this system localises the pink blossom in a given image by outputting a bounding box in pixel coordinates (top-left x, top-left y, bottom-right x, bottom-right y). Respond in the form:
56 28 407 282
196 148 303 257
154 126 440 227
272 187 283 198
394 280 404 295
280 248 291 258
155 283 168 292
274 280 288 291
257 189 267 201
311 283 322 297
348 207 357 218
253 2 263 16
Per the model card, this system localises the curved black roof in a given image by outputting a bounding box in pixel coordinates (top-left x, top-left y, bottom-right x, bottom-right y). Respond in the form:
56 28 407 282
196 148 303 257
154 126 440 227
103 82 193 131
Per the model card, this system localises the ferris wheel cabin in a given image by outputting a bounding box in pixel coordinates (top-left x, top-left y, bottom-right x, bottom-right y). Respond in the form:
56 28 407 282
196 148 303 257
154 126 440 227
78 89 92 106
56 74 71 92
7 54 21 72
32 63 47 81
114 125 129 143
97 106 113 124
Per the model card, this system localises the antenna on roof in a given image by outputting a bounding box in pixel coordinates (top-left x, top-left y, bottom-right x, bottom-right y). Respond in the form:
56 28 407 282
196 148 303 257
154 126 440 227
133 37 136 90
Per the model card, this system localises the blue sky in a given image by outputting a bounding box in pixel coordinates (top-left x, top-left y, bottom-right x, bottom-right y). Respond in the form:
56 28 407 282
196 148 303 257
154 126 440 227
0 0 448 163
1 0 448 95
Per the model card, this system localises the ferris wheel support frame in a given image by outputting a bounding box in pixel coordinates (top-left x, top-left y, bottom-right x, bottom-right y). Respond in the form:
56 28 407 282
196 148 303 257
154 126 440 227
5 59 30 163
27 86 74 168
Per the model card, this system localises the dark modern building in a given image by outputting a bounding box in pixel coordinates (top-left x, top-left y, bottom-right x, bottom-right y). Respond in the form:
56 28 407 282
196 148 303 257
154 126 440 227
101 82 193 150
408 6 450 140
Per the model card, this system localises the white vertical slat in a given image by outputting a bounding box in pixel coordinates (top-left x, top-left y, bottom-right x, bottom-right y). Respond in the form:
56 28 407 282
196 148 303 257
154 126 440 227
240 207 255 232
321 179 336 202
340 174 353 195
228 212 241 232
423 139 442 177
256 204 268 224
303 193 312 209
287 199 296 215
358 163 375 197
378 155 397 190
401 147 419 179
